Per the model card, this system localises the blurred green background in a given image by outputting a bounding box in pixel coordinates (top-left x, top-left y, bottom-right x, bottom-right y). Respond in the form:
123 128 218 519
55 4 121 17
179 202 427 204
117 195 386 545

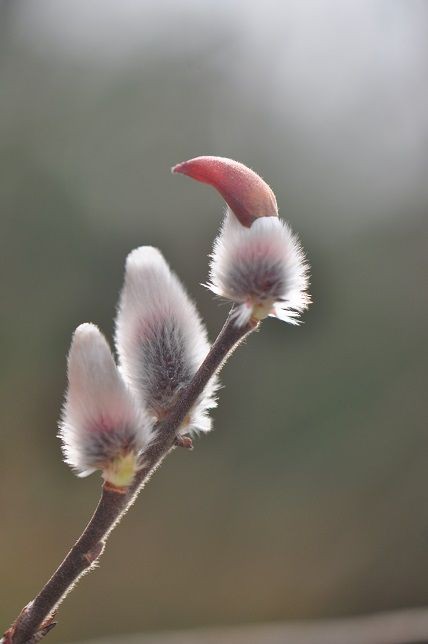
1 0 427 641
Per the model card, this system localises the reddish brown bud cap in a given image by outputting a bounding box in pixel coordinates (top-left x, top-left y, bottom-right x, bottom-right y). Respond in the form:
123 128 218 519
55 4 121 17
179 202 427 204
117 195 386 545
172 156 278 228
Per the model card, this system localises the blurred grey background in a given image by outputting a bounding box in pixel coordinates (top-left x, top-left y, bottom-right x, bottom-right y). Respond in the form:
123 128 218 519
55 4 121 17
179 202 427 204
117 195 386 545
1 0 427 642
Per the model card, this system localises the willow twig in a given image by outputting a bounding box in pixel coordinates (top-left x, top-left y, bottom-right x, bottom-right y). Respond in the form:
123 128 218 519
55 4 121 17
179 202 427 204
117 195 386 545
4 311 256 644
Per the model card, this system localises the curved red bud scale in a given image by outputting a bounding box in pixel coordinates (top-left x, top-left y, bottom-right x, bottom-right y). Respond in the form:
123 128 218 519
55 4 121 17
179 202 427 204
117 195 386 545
172 156 278 228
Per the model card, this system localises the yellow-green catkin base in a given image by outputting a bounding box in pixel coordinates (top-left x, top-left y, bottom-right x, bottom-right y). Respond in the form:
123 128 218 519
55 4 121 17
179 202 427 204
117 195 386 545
103 452 138 488
251 299 273 321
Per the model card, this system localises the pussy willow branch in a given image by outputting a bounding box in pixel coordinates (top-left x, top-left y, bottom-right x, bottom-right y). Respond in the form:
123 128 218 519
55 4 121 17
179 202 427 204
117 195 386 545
5 310 257 644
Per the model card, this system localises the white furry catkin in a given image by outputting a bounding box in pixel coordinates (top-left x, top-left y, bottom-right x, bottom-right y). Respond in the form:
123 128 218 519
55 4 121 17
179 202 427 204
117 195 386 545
59 323 153 486
115 246 217 434
208 210 310 326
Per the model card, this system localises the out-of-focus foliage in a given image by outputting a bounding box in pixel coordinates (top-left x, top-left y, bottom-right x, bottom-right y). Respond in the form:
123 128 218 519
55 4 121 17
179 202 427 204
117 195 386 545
0 1 427 642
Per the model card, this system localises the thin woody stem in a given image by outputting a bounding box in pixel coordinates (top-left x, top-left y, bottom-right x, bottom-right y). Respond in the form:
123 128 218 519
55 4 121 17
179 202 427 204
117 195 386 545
6 310 257 644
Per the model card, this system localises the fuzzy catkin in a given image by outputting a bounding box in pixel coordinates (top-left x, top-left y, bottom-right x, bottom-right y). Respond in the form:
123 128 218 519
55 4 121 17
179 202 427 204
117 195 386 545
208 211 310 326
115 246 218 434
59 323 152 480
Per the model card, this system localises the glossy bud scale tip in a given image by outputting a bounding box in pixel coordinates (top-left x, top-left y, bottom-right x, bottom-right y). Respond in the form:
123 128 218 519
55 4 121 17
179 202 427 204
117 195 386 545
172 156 278 228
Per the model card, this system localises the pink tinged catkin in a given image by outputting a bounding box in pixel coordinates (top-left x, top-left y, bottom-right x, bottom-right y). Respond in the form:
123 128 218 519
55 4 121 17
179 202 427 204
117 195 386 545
115 246 218 434
59 323 153 487
173 156 310 326
209 212 310 326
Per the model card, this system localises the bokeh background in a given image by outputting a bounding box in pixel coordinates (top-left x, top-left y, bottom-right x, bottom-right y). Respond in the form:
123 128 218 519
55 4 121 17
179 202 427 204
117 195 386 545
1 1 427 642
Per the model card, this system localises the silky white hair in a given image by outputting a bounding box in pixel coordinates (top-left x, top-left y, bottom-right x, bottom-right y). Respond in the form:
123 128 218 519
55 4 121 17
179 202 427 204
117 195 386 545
115 246 218 434
59 323 153 477
208 211 310 326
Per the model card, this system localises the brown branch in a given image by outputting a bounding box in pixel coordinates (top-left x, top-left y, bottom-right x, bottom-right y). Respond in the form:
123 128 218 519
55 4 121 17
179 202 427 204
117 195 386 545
5 310 257 644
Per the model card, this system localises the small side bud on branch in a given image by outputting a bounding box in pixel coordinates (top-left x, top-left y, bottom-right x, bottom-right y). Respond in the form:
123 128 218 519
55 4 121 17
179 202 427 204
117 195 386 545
59 323 153 487
174 156 310 327
174 435 194 450
115 246 218 435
